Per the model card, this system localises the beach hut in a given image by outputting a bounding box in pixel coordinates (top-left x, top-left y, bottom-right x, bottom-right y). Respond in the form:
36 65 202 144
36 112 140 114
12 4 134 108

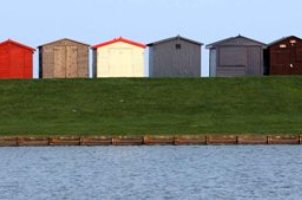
147 35 203 77
91 37 146 78
206 35 267 77
38 38 90 78
0 39 35 79
267 36 302 75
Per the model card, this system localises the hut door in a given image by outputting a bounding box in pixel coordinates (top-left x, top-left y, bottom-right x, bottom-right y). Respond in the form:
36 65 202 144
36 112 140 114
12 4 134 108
66 46 78 78
10 48 24 78
295 48 302 74
54 46 66 78
247 47 261 75
209 50 216 77
108 48 132 77
0 49 9 77
289 45 302 74
274 49 290 74
121 49 132 76
42 48 54 78
108 49 119 76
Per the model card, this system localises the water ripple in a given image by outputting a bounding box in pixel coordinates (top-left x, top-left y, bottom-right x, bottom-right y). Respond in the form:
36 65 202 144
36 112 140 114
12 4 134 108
0 146 301 200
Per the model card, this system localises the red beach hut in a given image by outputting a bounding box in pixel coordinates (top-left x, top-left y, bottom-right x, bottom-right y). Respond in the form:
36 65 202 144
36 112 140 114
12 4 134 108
0 39 35 79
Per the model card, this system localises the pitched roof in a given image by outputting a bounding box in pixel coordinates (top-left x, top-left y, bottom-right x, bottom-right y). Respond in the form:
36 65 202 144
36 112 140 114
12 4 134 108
91 37 146 49
0 39 35 51
38 38 90 48
268 35 302 46
206 35 267 49
147 35 203 46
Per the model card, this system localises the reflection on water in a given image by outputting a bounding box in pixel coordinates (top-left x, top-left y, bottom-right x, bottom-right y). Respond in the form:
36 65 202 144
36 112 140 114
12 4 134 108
0 146 301 200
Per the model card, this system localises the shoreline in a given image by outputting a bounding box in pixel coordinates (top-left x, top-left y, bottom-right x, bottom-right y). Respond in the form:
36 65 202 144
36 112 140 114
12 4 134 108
0 135 301 146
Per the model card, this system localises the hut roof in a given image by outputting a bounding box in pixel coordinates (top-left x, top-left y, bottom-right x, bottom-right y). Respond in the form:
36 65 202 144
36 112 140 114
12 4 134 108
206 35 267 49
38 38 90 48
0 39 35 51
147 35 203 46
268 35 302 46
91 37 146 49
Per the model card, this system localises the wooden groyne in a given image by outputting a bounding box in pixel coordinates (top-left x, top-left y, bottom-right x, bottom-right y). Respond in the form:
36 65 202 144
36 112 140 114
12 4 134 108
0 135 302 147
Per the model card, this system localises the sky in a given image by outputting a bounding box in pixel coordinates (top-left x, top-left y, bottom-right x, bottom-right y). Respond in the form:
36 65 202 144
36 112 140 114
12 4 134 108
0 0 301 78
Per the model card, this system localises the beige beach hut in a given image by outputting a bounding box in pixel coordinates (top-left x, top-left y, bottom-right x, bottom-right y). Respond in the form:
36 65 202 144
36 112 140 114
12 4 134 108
92 37 146 77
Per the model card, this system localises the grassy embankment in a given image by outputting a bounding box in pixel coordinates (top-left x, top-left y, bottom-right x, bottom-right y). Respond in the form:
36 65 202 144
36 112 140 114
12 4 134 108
0 77 301 136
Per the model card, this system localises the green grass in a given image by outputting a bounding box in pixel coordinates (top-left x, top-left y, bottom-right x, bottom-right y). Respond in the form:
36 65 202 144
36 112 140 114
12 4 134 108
0 77 302 136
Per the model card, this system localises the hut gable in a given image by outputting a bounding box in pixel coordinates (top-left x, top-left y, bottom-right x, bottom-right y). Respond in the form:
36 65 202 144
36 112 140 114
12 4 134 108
207 35 267 77
92 37 146 78
268 36 302 48
39 38 89 48
268 36 302 75
0 39 35 79
147 35 203 77
207 35 266 49
147 35 203 47
92 37 146 49
0 39 35 52
39 38 90 78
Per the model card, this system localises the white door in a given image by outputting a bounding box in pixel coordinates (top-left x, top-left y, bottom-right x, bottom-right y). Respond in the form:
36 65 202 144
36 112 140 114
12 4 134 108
109 48 132 77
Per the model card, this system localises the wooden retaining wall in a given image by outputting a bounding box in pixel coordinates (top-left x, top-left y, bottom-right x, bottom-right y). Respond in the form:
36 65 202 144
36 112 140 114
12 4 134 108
81 136 112 146
112 136 143 145
0 135 302 146
207 135 237 144
268 135 300 144
238 135 268 144
18 137 49 146
175 135 207 145
49 136 80 146
144 136 175 145
0 136 18 146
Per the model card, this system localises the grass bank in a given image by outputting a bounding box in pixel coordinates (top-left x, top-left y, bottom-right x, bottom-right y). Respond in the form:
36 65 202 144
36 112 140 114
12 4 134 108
0 77 301 136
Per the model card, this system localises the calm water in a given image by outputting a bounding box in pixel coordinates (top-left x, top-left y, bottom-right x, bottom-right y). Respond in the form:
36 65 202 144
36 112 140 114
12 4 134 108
0 146 301 200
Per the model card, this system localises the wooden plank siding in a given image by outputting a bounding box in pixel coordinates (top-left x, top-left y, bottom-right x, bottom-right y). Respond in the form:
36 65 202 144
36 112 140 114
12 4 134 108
207 35 267 77
148 36 202 77
54 46 66 78
39 38 90 79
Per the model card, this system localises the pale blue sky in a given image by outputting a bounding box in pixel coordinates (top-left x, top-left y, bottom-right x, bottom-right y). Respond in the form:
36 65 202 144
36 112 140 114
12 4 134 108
1 0 301 77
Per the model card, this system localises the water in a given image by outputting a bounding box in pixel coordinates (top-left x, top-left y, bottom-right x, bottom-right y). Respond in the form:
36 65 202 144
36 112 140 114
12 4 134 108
0 146 301 200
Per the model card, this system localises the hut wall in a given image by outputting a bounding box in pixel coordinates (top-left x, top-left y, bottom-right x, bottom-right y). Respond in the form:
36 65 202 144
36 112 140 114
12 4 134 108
96 42 145 78
0 41 33 79
40 39 89 78
215 46 264 77
150 39 201 77
269 37 302 75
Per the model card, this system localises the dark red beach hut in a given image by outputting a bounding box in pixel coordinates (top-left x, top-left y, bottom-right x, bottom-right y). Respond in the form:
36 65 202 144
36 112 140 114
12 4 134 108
268 36 302 75
0 39 35 79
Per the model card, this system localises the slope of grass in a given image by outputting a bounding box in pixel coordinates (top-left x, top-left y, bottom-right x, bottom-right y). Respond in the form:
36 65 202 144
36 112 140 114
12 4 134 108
0 77 301 136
